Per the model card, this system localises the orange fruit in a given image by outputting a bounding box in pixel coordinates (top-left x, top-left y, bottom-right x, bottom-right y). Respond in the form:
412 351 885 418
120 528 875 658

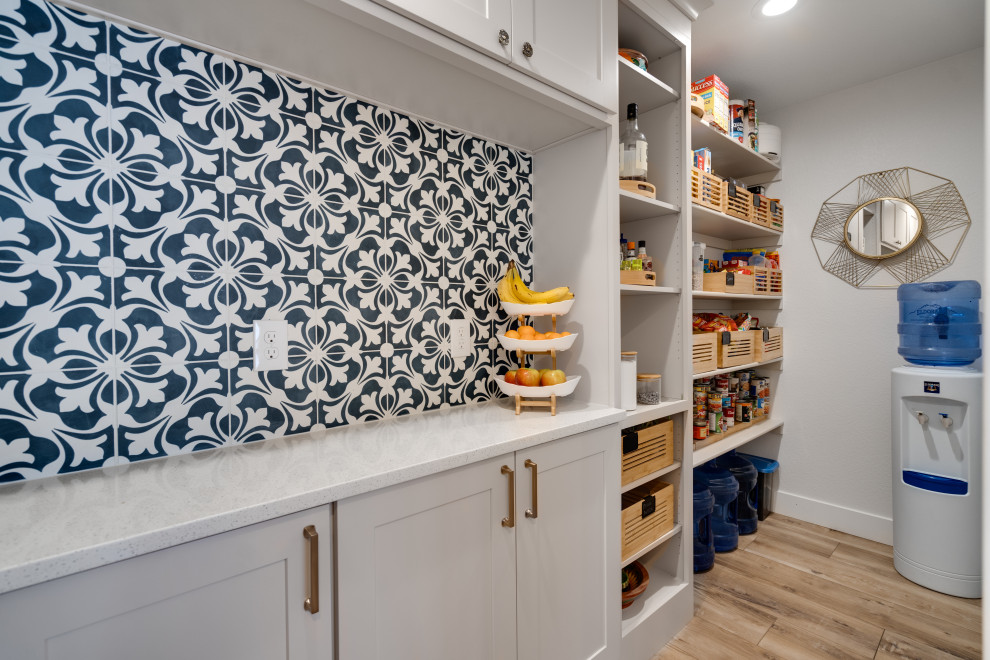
518 326 536 340
533 333 547 341
504 329 520 339
560 331 571 337
544 332 559 339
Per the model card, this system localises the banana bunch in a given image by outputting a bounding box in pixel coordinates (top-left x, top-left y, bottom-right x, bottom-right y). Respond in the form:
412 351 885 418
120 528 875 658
497 261 574 305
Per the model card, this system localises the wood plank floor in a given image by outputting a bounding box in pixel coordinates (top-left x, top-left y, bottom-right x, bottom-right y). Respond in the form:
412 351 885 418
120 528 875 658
654 513 982 660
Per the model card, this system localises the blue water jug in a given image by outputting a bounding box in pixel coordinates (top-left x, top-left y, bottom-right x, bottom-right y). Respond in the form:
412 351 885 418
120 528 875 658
694 461 739 552
715 451 759 535
897 280 981 366
693 481 715 573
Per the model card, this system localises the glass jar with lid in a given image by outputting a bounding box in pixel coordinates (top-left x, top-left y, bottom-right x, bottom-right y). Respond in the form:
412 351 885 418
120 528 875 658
636 373 661 405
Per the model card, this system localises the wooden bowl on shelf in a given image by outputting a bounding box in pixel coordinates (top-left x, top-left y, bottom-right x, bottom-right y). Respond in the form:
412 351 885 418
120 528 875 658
621 560 649 609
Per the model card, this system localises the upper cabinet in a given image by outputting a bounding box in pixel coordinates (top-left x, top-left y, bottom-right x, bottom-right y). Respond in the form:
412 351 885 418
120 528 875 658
363 0 617 112
328 0 616 112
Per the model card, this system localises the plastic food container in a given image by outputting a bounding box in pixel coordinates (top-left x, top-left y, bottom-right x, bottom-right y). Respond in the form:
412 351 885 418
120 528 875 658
636 374 661 405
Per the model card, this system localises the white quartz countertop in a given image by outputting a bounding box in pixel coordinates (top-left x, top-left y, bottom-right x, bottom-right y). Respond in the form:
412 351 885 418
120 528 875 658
0 399 624 595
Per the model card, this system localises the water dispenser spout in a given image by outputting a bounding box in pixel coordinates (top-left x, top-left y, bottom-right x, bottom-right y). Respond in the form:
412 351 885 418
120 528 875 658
939 413 953 429
914 411 929 425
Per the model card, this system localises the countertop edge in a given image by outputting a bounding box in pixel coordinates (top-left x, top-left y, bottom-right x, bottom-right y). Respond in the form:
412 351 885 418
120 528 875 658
0 403 625 595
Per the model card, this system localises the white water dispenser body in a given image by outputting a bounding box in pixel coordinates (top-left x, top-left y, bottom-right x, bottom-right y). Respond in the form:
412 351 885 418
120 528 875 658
891 366 981 597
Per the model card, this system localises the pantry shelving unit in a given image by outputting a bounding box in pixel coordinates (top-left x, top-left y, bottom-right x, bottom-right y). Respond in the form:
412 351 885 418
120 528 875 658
693 417 785 467
690 116 779 184
620 285 682 295
690 115 785 469
614 1 695 658
693 356 783 380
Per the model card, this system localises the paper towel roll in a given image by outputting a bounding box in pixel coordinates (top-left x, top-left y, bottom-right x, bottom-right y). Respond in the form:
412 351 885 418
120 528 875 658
759 123 781 162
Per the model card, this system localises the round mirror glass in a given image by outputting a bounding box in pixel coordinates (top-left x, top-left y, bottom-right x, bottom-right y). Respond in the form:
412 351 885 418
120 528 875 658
843 197 922 259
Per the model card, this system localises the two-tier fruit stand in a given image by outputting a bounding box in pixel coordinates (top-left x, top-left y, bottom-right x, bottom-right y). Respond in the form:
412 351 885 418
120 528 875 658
496 299 581 415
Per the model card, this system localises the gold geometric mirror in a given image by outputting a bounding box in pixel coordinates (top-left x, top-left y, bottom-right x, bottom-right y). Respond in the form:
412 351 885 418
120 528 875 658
812 167 971 288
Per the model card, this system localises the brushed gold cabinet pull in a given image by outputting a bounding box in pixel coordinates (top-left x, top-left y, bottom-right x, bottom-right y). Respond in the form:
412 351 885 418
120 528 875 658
524 459 538 518
501 465 515 528
303 525 319 614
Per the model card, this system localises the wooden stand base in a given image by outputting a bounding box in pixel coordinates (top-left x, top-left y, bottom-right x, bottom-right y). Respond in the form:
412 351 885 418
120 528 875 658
515 393 557 415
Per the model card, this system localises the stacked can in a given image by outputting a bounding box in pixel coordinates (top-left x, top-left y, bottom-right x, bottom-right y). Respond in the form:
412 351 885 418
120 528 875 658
693 371 772 441
693 385 708 440
708 393 723 434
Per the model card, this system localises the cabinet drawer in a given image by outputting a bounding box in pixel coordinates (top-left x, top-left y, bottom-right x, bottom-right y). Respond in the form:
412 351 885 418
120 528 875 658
717 330 757 369
621 420 674 486
693 332 718 374
754 327 783 362
621 480 674 563
703 270 755 294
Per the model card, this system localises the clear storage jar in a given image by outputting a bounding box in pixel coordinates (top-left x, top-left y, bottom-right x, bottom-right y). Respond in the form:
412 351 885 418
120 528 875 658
636 374 661 405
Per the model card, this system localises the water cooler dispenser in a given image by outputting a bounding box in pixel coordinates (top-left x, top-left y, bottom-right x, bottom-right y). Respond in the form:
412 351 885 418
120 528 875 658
892 280 982 598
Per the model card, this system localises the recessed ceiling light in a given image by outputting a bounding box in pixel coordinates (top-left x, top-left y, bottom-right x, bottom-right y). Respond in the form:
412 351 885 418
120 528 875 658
753 0 797 17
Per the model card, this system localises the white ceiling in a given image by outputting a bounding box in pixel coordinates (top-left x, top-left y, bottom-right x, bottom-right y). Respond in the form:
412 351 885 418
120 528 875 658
690 0 985 116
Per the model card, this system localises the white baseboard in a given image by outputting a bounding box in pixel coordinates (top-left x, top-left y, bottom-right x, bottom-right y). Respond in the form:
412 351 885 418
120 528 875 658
773 490 893 545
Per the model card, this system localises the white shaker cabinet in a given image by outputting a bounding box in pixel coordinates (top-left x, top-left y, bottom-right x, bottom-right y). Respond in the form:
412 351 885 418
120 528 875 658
336 425 620 660
0 506 333 660
347 0 617 111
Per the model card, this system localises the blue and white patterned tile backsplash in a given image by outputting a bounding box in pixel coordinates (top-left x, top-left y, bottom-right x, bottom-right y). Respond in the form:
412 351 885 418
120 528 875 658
0 0 533 482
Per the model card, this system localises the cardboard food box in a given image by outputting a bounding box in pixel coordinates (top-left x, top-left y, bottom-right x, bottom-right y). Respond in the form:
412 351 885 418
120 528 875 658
691 75 729 134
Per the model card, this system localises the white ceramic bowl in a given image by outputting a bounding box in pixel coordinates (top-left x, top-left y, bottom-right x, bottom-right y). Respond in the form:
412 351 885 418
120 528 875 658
496 332 578 353
501 298 574 317
495 375 581 398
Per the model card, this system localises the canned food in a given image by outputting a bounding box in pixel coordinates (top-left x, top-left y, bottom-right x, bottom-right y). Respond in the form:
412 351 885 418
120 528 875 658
694 386 708 406
736 400 752 423
709 408 722 433
693 423 709 440
724 405 734 428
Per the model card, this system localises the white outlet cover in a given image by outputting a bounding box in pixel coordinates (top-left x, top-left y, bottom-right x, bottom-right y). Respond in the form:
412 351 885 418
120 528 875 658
254 320 288 371
450 319 471 358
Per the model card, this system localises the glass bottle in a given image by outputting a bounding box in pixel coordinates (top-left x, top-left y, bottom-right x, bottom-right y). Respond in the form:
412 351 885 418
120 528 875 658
619 103 648 181
637 240 653 272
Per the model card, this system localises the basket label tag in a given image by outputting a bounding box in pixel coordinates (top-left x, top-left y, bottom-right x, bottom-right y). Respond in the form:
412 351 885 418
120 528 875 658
727 181 737 197
725 271 735 286
752 193 762 208
622 432 640 454
763 328 770 341
642 494 656 518
721 331 732 344
771 200 779 214
924 381 941 394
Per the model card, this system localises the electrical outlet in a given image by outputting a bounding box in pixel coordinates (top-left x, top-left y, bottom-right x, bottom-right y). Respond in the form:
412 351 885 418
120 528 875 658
254 320 288 371
450 319 471 358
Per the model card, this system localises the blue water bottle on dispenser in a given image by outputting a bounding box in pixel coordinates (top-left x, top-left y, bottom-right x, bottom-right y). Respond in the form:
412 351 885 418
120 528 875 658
694 461 738 553
892 280 982 598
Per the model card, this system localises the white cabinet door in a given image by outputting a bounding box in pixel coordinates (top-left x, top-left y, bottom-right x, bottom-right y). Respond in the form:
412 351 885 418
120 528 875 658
373 0 513 60
515 425 620 660
511 0 616 111
0 506 333 660
336 454 517 660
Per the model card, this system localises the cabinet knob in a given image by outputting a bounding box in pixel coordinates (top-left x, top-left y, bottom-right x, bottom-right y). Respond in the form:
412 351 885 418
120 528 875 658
498 29 509 46
522 42 534 58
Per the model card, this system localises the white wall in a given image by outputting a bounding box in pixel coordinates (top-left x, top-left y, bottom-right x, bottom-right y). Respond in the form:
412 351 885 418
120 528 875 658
747 49 985 544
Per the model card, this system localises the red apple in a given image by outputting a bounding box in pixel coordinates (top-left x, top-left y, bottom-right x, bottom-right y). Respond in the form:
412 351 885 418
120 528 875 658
515 368 541 387
504 370 517 384
540 369 566 386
